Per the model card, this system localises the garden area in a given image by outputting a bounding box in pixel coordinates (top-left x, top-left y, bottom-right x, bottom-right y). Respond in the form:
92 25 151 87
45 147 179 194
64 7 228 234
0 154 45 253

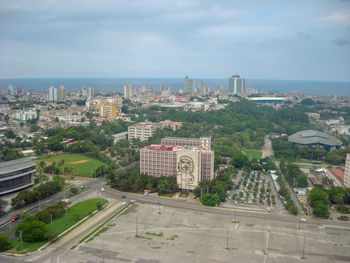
1 198 108 253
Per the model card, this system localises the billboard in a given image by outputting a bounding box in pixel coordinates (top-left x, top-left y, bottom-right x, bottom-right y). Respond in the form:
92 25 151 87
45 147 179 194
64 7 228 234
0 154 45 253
176 149 201 190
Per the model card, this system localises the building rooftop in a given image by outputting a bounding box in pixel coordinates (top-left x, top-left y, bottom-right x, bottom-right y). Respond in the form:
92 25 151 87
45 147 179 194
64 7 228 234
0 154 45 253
0 157 35 175
288 130 342 147
329 168 345 181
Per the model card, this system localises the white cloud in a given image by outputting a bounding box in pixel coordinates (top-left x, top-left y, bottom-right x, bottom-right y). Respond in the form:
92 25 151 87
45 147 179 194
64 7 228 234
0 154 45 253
321 9 350 26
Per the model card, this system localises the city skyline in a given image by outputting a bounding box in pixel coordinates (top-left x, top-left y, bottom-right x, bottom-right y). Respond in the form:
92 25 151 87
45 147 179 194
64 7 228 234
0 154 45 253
0 0 350 81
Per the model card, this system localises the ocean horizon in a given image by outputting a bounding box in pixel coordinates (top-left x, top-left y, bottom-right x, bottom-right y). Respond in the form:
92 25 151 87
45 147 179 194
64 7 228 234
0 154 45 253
0 78 349 97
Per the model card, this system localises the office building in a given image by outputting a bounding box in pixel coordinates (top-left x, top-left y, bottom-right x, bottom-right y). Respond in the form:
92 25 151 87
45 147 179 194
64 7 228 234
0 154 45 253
128 121 161 142
59 85 67 100
88 86 94 98
82 84 87 97
344 153 350 187
8 84 15 96
184 76 196 94
228 75 245 94
95 100 118 119
49 86 58 101
13 109 37 121
161 137 211 150
0 158 36 195
124 84 135 98
140 137 214 190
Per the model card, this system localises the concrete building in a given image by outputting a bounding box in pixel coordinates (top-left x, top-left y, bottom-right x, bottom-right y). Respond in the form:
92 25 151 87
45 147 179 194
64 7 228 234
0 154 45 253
124 84 135 98
88 86 94 98
128 121 161 142
59 85 67 100
13 109 37 121
344 153 350 187
184 76 196 94
140 141 214 190
228 75 245 94
159 120 183 131
161 137 211 150
49 86 58 101
0 158 36 195
113 132 128 143
95 101 118 119
325 168 345 187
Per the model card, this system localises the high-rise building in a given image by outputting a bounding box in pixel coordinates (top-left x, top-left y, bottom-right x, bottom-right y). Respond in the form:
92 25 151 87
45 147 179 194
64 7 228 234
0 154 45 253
59 85 67 100
49 86 58 101
95 100 118 119
228 75 245 94
344 153 350 187
8 84 15 96
140 137 214 190
82 84 87 97
124 84 135 98
184 76 196 94
88 86 94 98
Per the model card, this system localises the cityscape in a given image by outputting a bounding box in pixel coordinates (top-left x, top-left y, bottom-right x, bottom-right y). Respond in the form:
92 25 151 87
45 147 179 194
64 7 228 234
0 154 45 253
1 1 350 263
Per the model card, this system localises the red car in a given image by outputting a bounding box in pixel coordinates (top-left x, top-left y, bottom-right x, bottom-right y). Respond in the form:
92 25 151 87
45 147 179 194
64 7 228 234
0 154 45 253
11 215 20 222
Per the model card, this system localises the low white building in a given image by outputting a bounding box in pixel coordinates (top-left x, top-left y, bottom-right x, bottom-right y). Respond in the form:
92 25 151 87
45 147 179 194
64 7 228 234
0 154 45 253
113 132 128 143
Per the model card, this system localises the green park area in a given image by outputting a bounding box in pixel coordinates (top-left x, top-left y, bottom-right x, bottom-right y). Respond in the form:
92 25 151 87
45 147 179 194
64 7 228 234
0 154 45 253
39 153 107 177
5 198 108 253
242 149 262 160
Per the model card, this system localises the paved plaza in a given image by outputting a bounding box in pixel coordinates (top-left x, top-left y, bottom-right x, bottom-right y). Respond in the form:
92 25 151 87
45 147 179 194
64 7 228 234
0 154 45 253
55 203 350 263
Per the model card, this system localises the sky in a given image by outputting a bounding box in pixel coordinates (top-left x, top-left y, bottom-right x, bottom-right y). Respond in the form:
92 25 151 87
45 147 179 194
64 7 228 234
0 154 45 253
0 0 350 81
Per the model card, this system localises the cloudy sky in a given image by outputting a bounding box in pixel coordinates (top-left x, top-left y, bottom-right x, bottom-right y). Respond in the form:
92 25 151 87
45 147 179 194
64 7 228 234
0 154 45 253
0 0 349 80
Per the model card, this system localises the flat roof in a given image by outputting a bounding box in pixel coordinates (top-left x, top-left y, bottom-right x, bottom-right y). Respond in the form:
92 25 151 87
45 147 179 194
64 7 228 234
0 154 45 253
288 130 342 147
0 157 35 175
249 97 287 101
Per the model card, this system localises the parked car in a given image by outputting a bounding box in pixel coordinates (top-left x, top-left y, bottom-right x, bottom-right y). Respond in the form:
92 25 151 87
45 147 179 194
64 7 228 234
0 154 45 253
120 195 126 198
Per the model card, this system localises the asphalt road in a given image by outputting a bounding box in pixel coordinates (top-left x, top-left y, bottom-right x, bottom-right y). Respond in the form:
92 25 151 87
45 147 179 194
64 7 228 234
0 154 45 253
0 177 104 239
1 183 350 263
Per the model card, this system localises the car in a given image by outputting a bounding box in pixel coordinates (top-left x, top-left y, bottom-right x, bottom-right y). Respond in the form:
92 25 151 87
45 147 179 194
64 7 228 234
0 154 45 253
11 215 20 222
130 200 136 203
80 185 84 189
120 195 126 198
101 187 105 192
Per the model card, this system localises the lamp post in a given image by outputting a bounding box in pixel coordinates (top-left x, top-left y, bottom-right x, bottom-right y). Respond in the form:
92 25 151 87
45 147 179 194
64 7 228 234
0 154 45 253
234 201 238 222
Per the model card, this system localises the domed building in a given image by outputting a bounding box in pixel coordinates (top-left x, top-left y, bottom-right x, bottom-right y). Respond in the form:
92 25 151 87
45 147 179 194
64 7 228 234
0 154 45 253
288 130 342 151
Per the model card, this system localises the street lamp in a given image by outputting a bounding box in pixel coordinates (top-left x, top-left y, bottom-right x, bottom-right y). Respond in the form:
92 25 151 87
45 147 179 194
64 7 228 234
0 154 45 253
234 201 238 222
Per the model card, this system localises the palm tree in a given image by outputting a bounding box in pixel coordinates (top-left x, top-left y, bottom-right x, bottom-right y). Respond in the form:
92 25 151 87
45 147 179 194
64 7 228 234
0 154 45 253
58 160 65 175
38 161 46 183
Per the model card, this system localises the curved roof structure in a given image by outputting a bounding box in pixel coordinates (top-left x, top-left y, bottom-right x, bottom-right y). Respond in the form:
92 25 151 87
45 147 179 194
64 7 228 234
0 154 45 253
288 130 342 147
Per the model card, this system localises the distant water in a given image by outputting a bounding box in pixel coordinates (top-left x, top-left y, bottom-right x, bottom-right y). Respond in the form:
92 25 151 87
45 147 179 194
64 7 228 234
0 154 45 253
0 78 349 97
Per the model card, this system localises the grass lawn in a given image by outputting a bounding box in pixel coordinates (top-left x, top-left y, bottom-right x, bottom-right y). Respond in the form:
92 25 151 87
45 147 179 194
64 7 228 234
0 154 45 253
242 149 262 160
8 198 108 253
40 153 107 177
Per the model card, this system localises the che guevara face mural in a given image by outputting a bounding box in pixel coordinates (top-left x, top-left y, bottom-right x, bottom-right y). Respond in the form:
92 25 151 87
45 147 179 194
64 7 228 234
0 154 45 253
177 155 195 188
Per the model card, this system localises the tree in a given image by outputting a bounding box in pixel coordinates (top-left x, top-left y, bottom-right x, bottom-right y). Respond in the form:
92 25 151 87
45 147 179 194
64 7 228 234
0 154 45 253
70 187 78 195
313 202 330 218
5 129 16 139
15 221 51 242
193 186 201 197
96 201 104 210
0 234 11 251
39 161 46 177
308 188 329 207
200 193 221 207
0 199 7 215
